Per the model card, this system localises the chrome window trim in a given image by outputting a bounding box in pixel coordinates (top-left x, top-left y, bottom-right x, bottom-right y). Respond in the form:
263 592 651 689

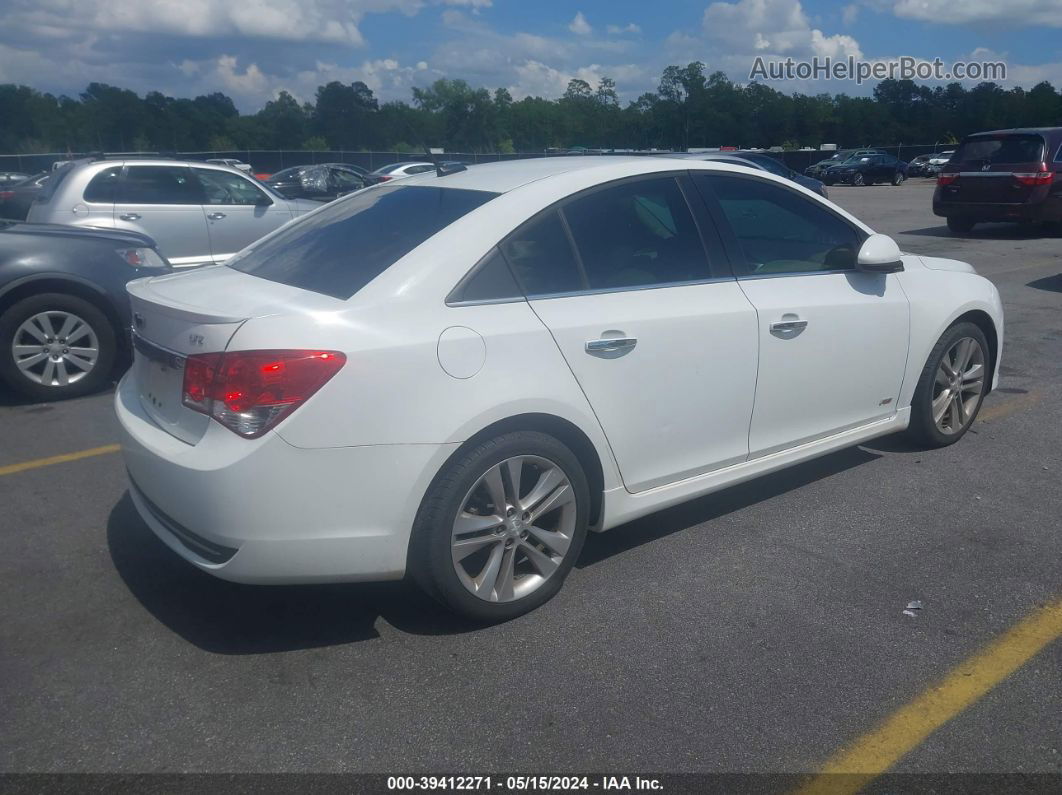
735 268 854 281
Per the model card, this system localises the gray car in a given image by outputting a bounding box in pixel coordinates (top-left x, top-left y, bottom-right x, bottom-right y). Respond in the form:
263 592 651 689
26 157 319 267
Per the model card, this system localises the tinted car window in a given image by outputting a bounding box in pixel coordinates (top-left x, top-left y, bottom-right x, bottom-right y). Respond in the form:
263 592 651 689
562 177 712 290
450 248 523 304
119 166 203 205
227 185 497 299
501 211 583 296
330 168 364 191
83 167 122 203
953 134 1045 165
700 174 861 276
195 169 268 205
407 165 435 175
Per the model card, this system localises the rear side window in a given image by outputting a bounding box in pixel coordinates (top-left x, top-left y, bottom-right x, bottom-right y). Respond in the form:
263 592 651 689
119 166 203 205
953 134 1046 165
449 249 522 304
83 167 121 203
562 176 712 289
227 185 497 300
194 168 269 205
501 211 583 296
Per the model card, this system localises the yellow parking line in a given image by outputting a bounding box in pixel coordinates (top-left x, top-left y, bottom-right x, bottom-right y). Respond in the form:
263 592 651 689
978 390 1041 423
796 598 1062 795
0 443 121 477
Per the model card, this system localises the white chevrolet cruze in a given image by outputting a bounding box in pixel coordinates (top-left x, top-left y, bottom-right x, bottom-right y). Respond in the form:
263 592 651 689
116 157 1003 621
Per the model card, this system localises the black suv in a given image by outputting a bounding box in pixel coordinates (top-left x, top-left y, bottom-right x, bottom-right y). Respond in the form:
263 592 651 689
0 222 170 400
933 127 1062 234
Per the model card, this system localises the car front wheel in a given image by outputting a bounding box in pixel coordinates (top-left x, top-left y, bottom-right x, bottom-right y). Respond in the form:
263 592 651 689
410 431 590 622
906 322 989 448
0 293 116 401
852 173 865 186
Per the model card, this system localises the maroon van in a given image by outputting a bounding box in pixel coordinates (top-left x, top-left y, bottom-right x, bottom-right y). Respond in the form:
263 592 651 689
933 127 1062 234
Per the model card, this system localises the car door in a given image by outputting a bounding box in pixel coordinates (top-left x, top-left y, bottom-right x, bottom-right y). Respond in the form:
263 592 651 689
113 165 211 267
694 172 909 457
508 174 760 493
193 168 294 263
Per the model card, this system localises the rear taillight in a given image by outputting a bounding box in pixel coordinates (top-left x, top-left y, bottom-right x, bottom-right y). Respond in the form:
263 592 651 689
377 175 392 182
937 173 960 186
182 349 345 438
0 191 13 200
1013 165 1054 186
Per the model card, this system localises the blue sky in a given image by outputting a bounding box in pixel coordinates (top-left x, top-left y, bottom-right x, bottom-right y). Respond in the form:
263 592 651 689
2 0 1060 111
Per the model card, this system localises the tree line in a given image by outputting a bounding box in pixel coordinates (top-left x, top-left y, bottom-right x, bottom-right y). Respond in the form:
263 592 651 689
2 62 1060 155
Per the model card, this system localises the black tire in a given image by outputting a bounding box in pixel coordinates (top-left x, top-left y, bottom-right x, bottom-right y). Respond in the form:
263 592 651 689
0 293 117 401
892 171 905 185
409 431 590 622
947 217 975 234
906 321 990 448
852 173 865 186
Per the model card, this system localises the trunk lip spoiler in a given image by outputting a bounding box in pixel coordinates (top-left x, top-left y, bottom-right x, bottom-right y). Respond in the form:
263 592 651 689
127 278 249 325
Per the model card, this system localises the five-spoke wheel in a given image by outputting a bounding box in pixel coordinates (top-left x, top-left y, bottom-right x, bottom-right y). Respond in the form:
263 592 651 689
412 431 589 622
907 321 989 447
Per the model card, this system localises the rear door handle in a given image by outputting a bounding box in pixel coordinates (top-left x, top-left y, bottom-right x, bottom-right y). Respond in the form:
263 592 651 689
119 213 141 221
207 212 227 220
585 337 637 353
770 319 808 333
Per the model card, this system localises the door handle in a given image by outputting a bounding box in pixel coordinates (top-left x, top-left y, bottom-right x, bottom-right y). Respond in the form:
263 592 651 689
207 212 227 220
585 337 637 353
119 213 141 221
770 319 808 333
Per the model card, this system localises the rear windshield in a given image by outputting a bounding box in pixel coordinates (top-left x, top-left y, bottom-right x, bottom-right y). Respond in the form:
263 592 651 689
952 134 1045 165
227 185 498 299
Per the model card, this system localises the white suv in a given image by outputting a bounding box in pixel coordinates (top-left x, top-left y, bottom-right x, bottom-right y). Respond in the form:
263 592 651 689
27 158 319 267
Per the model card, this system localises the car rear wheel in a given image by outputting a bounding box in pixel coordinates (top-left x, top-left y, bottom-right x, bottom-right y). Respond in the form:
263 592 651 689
0 293 116 401
947 217 976 234
906 322 989 448
892 172 905 185
852 173 865 186
410 431 590 622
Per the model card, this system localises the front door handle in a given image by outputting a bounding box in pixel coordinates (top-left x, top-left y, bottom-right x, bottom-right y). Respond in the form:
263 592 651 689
118 213 141 221
585 337 637 354
207 212 227 220
770 319 808 333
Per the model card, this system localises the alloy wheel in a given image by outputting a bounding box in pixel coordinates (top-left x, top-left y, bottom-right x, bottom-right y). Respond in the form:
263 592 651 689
932 337 985 435
12 310 100 387
451 455 577 603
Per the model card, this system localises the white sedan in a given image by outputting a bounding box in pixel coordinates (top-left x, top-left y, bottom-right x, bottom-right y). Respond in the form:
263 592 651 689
116 157 1003 621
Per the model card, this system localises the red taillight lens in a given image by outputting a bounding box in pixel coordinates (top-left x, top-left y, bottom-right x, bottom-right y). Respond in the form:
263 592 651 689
182 349 345 438
1013 166 1054 186
937 172 960 186
377 175 392 181
0 191 14 200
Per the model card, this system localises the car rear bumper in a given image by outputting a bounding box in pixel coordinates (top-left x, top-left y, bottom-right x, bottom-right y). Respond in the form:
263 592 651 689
933 197 1062 222
115 372 457 584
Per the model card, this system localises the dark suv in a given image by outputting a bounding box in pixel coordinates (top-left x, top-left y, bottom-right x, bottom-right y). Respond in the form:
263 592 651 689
933 127 1062 234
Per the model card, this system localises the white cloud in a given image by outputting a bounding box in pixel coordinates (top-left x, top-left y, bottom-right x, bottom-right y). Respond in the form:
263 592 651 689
568 12 592 36
702 0 862 58
841 4 859 25
606 23 642 35
7 0 427 46
891 0 1062 27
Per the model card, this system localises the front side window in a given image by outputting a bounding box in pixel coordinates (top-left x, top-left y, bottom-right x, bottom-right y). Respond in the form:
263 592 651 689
119 166 202 205
83 167 121 203
195 169 269 205
500 211 583 297
227 185 497 300
700 174 862 276
562 176 712 290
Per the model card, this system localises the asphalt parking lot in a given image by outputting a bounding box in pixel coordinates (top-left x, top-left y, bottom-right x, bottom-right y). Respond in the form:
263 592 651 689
2 178 1060 783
